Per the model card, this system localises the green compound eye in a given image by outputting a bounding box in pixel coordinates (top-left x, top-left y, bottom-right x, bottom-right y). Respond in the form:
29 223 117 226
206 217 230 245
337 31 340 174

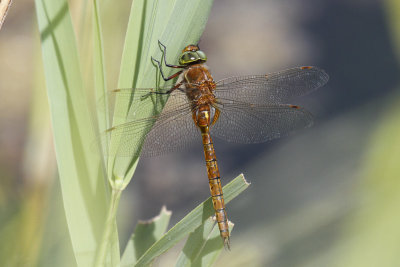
196 50 207 61
178 50 207 65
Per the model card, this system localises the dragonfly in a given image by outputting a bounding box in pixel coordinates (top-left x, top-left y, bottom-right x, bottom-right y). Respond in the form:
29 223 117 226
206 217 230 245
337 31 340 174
103 41 329 249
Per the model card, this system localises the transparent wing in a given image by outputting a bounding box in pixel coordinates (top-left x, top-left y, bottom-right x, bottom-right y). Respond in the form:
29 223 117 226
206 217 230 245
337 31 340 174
100 67 326 156
210 102 313 143
102 90 200 157
141 94 200 157
215 66 329 105
100 87 175 121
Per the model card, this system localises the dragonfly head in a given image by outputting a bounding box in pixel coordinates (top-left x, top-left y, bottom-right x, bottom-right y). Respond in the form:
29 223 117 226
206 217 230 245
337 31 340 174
179 44 207 66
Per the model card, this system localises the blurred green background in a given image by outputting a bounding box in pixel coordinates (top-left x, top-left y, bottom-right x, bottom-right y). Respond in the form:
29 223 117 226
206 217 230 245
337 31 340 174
1 0 400 266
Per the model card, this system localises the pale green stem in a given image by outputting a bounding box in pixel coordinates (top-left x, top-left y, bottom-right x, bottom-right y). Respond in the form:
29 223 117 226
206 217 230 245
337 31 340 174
93 188 122 267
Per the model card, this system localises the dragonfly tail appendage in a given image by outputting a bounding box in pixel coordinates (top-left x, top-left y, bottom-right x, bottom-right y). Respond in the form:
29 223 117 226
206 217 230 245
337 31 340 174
223 236 231 250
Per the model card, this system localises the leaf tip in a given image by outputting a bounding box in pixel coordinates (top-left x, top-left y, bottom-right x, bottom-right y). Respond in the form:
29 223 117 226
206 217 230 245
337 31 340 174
238 173 250 186
138 205 172 225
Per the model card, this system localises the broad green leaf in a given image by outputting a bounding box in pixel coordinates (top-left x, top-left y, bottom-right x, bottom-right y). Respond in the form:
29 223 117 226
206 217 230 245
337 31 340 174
176 218 234 267
121 206 172 266
34 0 112 266
134 174 249 267
108 0 214 187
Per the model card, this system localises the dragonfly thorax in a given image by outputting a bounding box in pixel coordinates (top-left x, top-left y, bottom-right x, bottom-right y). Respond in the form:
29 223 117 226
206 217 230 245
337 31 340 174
181 64 217 110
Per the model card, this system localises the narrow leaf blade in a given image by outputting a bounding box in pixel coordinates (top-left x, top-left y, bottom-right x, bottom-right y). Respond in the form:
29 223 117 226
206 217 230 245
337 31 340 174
110 0 215 184
121 206 172 266
34 1 110 266
176 218 234 267
134 174 249 267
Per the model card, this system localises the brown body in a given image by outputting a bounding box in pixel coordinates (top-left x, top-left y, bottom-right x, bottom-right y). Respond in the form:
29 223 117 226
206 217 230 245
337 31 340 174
180 63 230 247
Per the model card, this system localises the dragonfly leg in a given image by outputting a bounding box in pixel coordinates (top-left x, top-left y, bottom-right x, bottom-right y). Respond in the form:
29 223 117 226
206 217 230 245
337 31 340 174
151 40 185 82
151 56 184 82
158 40 185 69
140 81 183 100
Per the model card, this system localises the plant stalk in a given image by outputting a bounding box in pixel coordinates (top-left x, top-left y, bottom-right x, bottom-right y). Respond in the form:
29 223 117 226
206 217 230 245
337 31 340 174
93 188 122 267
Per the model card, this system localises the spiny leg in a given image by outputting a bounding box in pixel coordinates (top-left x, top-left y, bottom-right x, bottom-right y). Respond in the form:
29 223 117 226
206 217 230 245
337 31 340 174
141 81 184 100
158 40 184 68
151 40 184 81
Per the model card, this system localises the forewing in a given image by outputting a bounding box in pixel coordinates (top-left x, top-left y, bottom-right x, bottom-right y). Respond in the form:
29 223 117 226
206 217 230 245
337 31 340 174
100 87 173 121
210 103 314 144
102 90 199 157
215 66 329 105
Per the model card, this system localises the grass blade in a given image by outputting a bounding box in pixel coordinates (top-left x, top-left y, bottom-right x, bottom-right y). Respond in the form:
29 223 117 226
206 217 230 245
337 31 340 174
93 0 109 135
134 174 249 267
121 206 172 266
108 0 214 185
34 0 111 266
175 218 234 267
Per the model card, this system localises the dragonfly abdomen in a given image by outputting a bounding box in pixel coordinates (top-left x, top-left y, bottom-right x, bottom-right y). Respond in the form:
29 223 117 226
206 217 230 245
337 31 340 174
196 106 230 248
